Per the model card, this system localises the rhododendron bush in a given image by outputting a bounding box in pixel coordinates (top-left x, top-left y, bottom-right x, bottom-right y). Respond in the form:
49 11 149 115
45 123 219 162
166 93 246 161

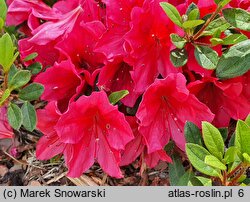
0 0 250 185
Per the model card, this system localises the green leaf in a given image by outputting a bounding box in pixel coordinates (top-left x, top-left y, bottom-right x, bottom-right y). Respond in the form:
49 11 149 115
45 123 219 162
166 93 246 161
245 114 250 126
108 90 129 105
195 177 212 186
0 89 10 106
222 34 248 45
194 46 219 70
188 9 200 20
19 83 44 101
204 17 230 35
242 153 250 164
0 0 7 21
8 65 18 84
0 18 4 30
223 8 250 31
205 155 227 170
26 62 43 75
170 34 186 49
176 171 194 186
7 103 23 130
23 52 38 62
0 33 19 73
170 48 188 67
184 121 203 146
224 146 240 164
210 38 224 46
216 40 250 79
182 20 205 29
21 102 37 132
168 154 185 186
188 177 204 186
186 143 221 177
235 120 250 154
228 133 235 147
186 3 198 16
215 0 232 7
218 128 228 142
160 2 183 27
8 70 31 91
202 122 224 160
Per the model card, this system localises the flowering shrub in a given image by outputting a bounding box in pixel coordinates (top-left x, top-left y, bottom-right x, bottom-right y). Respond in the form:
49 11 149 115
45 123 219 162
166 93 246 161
0 0 250 184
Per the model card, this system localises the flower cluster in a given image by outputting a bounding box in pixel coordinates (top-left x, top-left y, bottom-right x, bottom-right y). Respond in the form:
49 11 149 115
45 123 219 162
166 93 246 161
5 0 250 178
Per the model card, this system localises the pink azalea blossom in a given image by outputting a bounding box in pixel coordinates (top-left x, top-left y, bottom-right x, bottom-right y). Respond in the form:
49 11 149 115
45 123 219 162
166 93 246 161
188 76 250 127
54 91 134 178
0 108 14 139
124 0 179 94
34 60 84 112
136 73 214 152
121 116 171 168
98 57 140 107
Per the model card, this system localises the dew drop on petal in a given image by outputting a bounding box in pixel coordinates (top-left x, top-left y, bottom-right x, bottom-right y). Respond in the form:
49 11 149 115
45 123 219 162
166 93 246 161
174 117 178 121
53 86 59 90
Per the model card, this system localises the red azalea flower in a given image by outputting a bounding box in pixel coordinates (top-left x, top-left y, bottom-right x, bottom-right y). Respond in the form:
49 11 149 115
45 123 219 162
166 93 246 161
95 0 144 58
18 38 59 67
136 73 214 153
230 0 250 10
124 0 179 94
120 116 171 168
6 0 59 28
54 91 134 178
98 57 140 107
36 102 66 160
28 6 83 46
55 21 106 75
0 108 14 139
188 76 250 127
34 60 84 112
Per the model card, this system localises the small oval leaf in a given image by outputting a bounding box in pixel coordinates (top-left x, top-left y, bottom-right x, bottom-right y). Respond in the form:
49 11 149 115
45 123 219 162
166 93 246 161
19 83 44 101
21 102 37 132
7 103 23 130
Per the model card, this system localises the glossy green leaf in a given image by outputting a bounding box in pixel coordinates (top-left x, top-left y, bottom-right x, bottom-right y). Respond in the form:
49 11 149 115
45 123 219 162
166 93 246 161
21 102 37 132
27 62 43 75
7 103 23 130
218 128 228 142
170 34 186 49
8 70 31 91
202 122 224 160
0 18 4 30
0 89 10 106
160 2 183 27
188 9 200 20
210 38 224 46
222 34 248 45
168 154 185 185
245 114 250 126
235 120 250 154
242 153 250 164
184 121 203 146
0 33 19 73
176 171 194 186
188 177 204 186
0 0 7 20
205 155 227 170
224 146 240 164
223 8 250 31
216 40 250 79
8 65 18 84
182 20 205 29
228 133 235 147
23 52 38 62
196 177 212 186
108 90 129 105
186 143 221 177
215 0 232 7
170 48 188 67
19 83 44 101
204 17 230 35
194 46 219 70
